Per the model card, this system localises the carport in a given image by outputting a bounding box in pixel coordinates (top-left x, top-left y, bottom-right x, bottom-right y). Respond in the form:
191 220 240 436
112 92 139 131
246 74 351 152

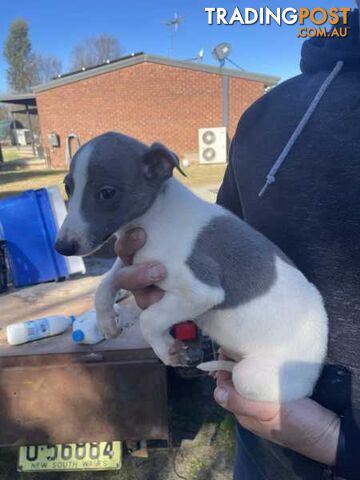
0 93 37 157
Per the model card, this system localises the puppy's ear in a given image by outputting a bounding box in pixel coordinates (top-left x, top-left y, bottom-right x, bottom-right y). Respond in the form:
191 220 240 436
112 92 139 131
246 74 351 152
142 143 187 181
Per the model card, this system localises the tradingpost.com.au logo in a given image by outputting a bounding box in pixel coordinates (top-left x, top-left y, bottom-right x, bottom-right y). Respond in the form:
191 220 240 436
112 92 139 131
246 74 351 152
205 7 351 38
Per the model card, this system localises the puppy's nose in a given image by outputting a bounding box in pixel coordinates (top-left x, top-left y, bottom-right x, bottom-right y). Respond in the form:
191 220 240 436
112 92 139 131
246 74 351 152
55 238 79 256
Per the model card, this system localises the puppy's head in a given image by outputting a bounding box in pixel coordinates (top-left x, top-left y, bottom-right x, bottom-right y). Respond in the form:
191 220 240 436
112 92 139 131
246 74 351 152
55 131 184 256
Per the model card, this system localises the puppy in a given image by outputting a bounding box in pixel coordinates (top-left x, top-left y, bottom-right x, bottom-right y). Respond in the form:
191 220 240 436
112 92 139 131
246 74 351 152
55 132 328 402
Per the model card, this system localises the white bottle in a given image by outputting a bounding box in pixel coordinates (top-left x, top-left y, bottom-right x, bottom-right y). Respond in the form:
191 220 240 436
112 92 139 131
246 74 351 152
71 310 104 345
7 316 71 346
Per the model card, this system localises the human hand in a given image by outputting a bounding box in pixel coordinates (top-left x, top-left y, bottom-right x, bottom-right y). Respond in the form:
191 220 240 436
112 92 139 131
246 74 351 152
214 351 340 466
113 228 165 309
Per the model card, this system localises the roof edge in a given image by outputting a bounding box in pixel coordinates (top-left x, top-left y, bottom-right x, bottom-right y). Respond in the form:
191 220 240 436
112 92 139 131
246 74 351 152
144 55 280 86
33 54 280 93
0 93 36 101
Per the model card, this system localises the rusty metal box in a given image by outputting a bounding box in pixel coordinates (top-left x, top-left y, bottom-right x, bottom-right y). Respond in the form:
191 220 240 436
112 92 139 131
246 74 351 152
0 350 168 447
0 295 168 447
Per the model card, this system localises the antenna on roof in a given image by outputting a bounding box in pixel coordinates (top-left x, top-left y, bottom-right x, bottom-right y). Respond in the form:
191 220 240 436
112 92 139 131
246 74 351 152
162 12 185 54
184 47 204 63
212 42 245 71
198 47 204 63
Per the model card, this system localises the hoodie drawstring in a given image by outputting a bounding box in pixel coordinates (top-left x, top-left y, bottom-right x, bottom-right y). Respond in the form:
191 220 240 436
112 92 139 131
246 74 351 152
258 60 344 198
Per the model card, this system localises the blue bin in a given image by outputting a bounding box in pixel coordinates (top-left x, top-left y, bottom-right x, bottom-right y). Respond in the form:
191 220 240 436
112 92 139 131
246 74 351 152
0 189 69 287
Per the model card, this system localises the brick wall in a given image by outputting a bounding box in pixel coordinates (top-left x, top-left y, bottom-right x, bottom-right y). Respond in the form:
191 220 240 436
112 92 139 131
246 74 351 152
36 62 265 168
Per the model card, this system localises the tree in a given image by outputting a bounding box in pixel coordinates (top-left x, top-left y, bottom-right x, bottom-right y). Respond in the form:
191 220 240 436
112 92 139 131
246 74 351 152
71 34 123 70
31 54 62 84
3 19 33 92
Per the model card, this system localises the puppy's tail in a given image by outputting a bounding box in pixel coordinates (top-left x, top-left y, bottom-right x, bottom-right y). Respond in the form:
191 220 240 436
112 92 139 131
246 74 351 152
197 360 236 373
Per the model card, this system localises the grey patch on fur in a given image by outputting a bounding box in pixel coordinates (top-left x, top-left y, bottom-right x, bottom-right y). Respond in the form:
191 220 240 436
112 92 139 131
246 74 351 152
67 132 172 251
186 214 293 309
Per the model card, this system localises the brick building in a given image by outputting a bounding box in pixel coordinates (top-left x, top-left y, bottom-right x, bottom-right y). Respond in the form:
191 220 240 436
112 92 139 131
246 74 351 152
33 53 279 168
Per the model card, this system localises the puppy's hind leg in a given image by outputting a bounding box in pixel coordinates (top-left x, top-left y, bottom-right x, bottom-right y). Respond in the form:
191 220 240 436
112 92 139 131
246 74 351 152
231 354 319 402
140 287 223 366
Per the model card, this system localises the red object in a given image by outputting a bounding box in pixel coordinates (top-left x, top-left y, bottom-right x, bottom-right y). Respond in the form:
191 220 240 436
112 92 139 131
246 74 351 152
174 322 198 341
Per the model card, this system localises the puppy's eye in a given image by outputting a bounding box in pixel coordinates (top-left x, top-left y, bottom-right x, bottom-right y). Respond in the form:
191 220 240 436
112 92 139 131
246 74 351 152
98 187 117 200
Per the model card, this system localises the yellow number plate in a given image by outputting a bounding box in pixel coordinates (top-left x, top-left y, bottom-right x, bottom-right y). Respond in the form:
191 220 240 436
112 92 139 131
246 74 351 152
18 441 121 472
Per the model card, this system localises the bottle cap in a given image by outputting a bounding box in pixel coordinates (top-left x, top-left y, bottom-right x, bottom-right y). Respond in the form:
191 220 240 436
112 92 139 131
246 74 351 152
69 315 76 325
72 329 85 343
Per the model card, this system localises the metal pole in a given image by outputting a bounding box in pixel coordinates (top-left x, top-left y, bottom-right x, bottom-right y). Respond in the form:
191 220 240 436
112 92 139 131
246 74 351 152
25 103 36 157
11 112 18 148
0 143 4 164
222 74 229 129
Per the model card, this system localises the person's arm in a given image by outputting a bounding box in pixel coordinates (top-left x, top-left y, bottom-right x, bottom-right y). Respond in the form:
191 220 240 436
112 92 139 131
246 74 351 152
215 366 360 478
216 141 244 219
216 140 358 475
214 360 340 466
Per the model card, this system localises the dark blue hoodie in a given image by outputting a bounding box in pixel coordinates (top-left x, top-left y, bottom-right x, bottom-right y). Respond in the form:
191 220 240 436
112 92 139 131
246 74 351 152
217 10 360 480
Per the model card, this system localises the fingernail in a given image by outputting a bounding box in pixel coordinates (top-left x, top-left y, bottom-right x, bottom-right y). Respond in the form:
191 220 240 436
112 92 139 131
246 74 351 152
214 387 229 406
148 265 164 281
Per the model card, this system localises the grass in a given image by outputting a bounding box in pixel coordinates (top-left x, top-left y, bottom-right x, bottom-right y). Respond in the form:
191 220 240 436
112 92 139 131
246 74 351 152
0 164 227 200
176 164 226 188
1 147 23 162
0 169 67 199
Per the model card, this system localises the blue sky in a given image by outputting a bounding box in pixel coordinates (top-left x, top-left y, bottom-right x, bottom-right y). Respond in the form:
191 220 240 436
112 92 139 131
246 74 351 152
0 0 356 93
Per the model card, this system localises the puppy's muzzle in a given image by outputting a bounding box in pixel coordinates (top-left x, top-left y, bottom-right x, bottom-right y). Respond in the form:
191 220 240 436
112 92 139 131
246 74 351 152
55 238 80 256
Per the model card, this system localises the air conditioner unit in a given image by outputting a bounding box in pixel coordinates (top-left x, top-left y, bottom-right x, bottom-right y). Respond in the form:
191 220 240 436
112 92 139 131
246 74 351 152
198 127 227 165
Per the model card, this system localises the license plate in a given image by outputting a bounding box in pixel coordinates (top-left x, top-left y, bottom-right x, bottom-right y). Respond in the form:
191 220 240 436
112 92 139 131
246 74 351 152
18 441 121 472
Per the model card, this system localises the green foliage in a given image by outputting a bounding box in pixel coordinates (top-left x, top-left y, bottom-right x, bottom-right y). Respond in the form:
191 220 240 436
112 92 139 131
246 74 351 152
215 414 236 450
3 18 33 92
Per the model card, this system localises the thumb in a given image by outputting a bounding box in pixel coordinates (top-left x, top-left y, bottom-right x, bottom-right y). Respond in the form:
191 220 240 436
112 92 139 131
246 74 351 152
214 386 279 421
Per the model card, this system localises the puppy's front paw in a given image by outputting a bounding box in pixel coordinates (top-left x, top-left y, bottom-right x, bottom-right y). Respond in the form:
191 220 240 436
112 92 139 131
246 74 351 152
97 309 122 339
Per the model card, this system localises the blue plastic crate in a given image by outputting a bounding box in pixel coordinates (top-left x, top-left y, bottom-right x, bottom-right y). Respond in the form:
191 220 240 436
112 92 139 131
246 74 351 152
0 189 69 287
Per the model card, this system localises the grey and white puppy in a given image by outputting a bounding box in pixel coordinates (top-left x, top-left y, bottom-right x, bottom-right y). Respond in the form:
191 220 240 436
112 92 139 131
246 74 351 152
55 132 328 402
